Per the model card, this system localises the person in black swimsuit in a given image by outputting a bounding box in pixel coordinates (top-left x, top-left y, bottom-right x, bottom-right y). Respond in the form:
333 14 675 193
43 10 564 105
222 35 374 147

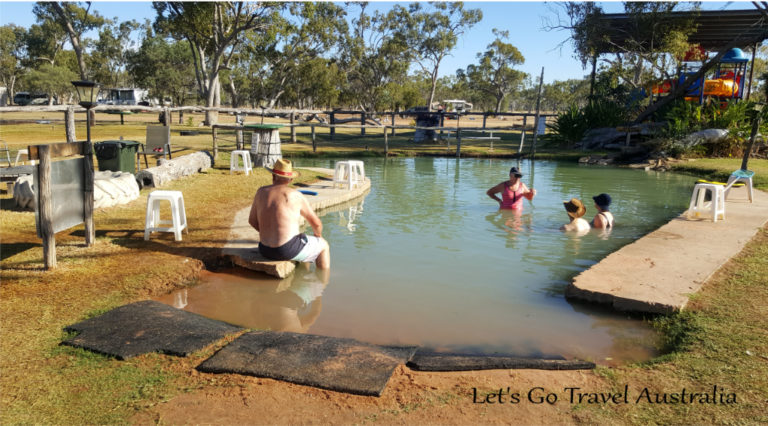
591 193 614 229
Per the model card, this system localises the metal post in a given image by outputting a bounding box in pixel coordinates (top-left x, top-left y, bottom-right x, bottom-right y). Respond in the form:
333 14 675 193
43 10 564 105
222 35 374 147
391 111 396 136
530 67 544 157
518 115 527 153
290 111 296 143
329 112 335 140
361 111 366 136
212 126 219 159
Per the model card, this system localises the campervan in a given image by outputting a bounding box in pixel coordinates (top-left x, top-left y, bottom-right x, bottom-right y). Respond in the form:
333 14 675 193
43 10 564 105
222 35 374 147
99 88 156 106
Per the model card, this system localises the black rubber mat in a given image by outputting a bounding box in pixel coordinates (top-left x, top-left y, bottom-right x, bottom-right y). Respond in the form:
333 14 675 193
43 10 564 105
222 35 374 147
63 300 243 360
407 352 595 371
197 331 417 396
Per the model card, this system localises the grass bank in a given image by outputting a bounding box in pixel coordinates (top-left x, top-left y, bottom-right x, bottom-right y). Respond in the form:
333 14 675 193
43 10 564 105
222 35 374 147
574 225 768 424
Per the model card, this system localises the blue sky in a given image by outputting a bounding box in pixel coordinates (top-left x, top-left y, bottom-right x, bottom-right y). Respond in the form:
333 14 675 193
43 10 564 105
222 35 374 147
0 1 751 84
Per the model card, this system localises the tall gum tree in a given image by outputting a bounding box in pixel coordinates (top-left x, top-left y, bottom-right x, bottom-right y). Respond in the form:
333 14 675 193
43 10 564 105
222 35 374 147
33 1 106 80
153 1 277 125
461 29 526 114
395 2 482 111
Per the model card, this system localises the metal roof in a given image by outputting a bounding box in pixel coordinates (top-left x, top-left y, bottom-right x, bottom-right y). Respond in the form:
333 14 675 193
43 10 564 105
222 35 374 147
596 9 768 53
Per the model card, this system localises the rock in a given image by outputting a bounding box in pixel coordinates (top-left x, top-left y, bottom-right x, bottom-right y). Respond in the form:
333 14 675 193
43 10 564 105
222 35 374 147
679 129 729 149
578 156 590 163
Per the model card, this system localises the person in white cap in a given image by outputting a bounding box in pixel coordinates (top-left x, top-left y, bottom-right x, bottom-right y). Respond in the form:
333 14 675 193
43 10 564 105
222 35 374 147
248 159 330 268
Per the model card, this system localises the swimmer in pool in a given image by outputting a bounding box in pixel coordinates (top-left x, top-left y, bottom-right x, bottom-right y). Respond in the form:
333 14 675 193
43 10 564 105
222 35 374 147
561 198 590 233
591 193 614 229
486 166 536 211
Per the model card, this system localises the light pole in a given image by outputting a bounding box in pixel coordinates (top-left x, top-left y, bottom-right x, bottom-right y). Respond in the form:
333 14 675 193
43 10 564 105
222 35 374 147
71 80 100 143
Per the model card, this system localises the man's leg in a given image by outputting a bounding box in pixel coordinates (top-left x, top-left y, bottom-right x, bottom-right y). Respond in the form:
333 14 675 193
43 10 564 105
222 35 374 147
315 238 331 269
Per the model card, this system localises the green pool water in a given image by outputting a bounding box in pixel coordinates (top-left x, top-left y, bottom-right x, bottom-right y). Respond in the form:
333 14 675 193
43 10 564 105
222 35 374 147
156 158 697 364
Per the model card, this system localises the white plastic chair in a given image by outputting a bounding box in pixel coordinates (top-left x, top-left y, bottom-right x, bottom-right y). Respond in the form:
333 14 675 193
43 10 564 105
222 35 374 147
230 150 253 175
687 183 725 222
724 169 754 203
144 190 188 241
333 160 365 190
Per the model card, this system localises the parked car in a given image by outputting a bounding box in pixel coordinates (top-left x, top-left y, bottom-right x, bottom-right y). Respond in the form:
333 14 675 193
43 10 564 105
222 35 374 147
13 92 48 106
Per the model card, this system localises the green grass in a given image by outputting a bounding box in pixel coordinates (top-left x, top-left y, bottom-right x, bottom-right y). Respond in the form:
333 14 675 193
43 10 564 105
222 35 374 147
670 158 768 189
573 227 768 424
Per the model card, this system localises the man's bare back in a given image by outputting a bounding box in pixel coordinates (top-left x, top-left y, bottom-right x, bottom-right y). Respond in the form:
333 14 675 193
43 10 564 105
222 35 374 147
250 184 306 247
248 160 330 268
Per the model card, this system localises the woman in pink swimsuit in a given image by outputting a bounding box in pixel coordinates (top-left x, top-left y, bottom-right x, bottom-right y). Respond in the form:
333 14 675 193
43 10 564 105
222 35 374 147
486 167 537 210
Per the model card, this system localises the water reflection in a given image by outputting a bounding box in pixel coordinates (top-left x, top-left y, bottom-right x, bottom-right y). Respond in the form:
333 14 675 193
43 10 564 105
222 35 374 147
156 266 330 333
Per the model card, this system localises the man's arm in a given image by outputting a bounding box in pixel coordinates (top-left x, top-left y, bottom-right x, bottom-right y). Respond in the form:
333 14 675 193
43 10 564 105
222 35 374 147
247 191 260 232
298 193 323 238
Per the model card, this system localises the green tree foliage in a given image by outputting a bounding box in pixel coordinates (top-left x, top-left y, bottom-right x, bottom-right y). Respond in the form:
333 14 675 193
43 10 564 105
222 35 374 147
460 29 525 114
230 2 347 109
153 1 278 124
23 63 78 105
395 2 482 110
90 18 139 88
24 20 67 67
340 3 412 112
126 24 196 108
33 1 106 79
0 24 27 104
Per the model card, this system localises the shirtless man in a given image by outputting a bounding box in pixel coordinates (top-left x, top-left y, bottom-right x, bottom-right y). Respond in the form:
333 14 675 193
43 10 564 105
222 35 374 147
248 159 330 268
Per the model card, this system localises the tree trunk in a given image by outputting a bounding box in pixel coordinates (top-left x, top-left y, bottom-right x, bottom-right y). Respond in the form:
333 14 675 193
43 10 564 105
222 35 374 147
204 74 220 126
135 152 212 188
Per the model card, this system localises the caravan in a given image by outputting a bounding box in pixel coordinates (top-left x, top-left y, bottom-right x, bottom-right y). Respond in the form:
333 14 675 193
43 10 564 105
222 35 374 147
99 88 156 106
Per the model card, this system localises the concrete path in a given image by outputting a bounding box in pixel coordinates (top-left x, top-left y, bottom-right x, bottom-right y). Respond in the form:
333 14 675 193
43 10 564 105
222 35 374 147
222 167 371 278
567 186 768 314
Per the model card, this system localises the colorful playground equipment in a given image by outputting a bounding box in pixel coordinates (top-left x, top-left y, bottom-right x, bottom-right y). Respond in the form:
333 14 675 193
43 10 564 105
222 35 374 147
651 47 750 104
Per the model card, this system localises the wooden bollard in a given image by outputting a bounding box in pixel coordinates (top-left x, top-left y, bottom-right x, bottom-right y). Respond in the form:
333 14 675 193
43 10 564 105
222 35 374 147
212 127 219 159
456 129 462 158
361 111 366 136
290 112 296 143
384 127 388 155
65 106 76 143
38 145 56 269
311 125 316 152
329 112 335 140
83 142 95 246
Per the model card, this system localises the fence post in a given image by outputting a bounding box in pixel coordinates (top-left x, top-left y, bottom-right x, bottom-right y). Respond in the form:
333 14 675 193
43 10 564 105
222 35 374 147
384 126 389 155
82 142 94 246
212 126 219 160
530 67 544 157
311 125 316 152
236 127 244 150
360 111 366 136
329 112 335 140
65 106 76 142
38 145 56 269
482 113 487 130
456 129 462 158
290 111 296 143
391 111 396 136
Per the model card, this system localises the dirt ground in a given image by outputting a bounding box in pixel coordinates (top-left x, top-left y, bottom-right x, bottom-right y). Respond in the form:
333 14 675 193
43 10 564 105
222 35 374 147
132 365 604 424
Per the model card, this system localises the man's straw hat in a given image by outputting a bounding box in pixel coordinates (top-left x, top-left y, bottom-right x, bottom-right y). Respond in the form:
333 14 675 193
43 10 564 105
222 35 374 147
265 159 297 178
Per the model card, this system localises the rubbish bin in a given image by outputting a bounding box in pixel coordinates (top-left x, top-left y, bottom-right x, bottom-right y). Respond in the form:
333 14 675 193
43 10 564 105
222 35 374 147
94 140 140 173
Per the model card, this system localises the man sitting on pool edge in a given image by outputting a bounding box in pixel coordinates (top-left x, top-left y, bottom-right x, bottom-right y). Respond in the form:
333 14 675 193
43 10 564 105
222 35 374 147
248 159 331 269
